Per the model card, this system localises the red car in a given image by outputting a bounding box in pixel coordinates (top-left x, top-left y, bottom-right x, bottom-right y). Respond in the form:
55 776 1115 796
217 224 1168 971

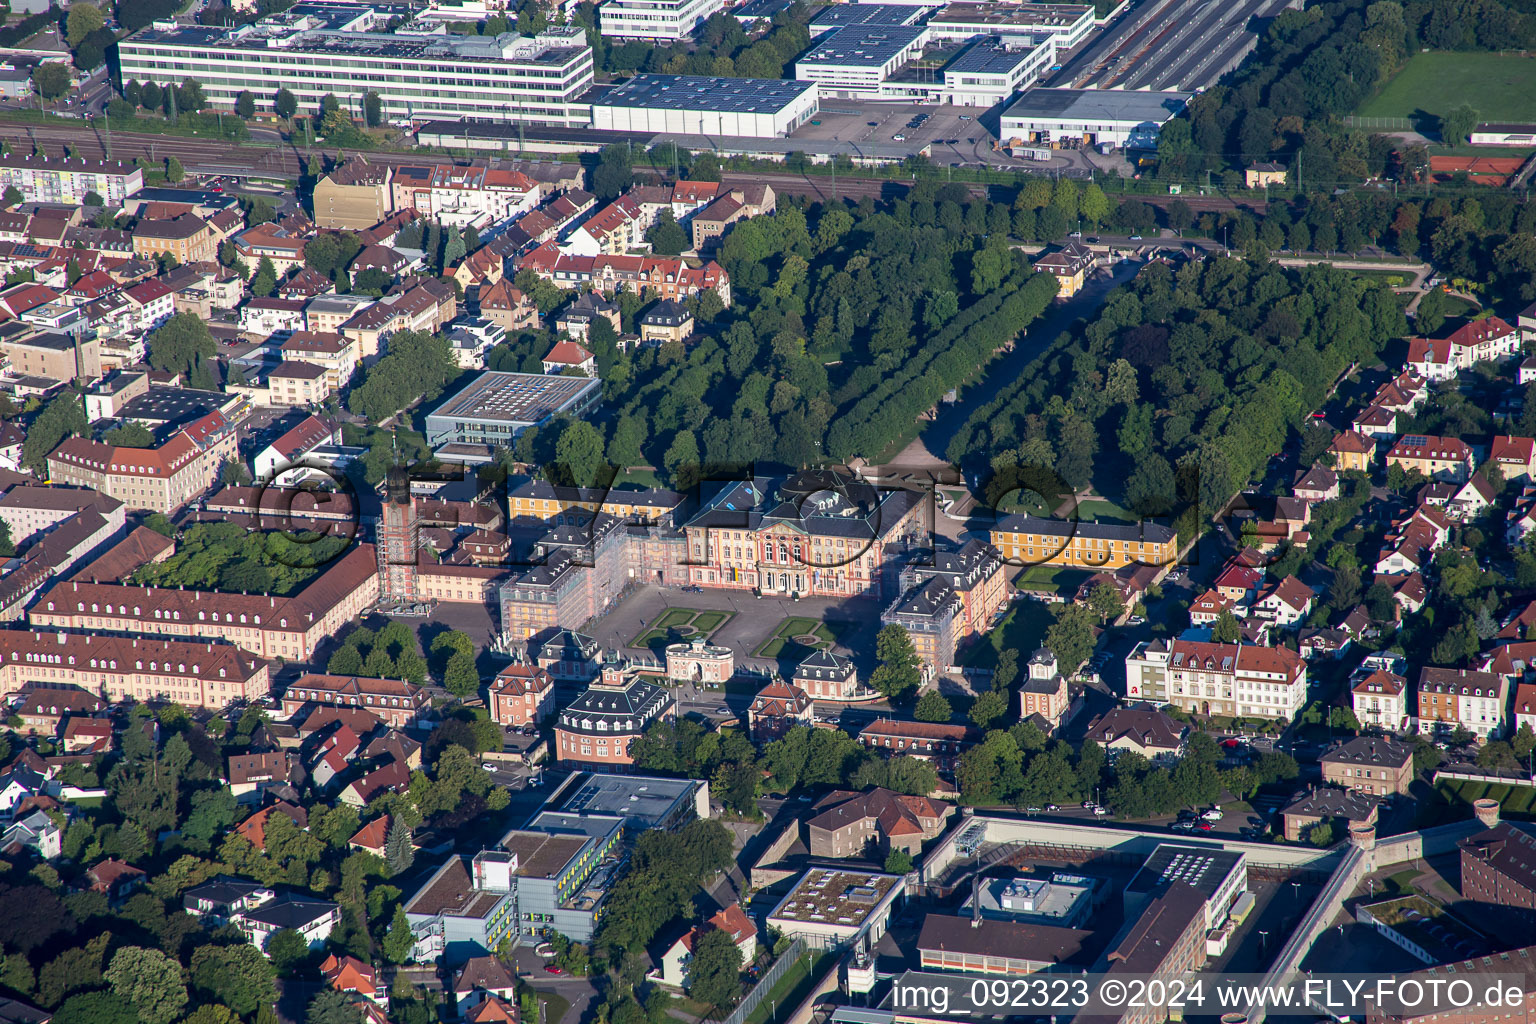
544 965 563 975
1195 821 1215 831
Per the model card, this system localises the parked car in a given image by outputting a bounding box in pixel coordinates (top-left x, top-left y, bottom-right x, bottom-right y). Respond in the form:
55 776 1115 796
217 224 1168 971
1203 808 1224 821
1044 803 1059 811
1093 805 1107 816
481 762 498 772
544 965 564 975
1195 821 1215 831
893 133 907 141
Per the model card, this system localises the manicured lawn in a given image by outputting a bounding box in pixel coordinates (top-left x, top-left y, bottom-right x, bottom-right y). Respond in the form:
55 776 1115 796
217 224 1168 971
743 952 832 1024
965 600 1053 669
1437 778 1536 819
1017 565 1093 598
629 608 734 651
753 617 840 659
1356 52 1536 126
1069 497 1139 524
998 492 1052 516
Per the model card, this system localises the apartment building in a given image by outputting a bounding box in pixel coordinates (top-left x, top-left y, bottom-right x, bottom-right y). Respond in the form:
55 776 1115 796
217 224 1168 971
46 412 236 513
1407 316 1520 380
0 325 100 382
281 673 428 728
488 662 555 728
0 154 143 205
1418 666 1507 739
390 164 539 228
1124 638 1170 702
279 331 358 389
1390 435 1477 485
0 629 269 708
1320 736 1415 797
990 514 1177 569
28 544 381 663
598 0 724 40
897 539 1008 641
312 159 392 231
131 215 218 265
806 788 952 858
0 485 125 549
880 576 962 672
116 9 595 128
1164 640 1307 720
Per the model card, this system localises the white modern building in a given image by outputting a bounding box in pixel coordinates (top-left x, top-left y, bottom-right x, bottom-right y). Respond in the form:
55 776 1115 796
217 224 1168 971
795 25 929 98
597 0 723 40
591 74 820 137
116 5 595 127
999 87 1192 149
937 36 1051 106
925 1 1096 49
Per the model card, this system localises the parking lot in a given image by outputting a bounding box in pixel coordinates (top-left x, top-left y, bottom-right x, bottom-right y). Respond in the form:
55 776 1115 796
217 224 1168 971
782 100 1041 168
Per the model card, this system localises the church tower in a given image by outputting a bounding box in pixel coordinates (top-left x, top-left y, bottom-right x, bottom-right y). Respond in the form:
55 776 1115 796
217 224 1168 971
377 465 419 601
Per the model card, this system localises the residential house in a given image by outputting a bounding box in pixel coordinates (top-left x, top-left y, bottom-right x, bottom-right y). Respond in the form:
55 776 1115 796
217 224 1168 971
454 957 518 1018
1407 317 1520 380
183 876 276 922
228 751 291 805
87 858 146 901
541 339 596 376
1188 588 1237 626
1329 431 1375 472
1353 405 1399 440
1491 435 1536 480
1254 577 1315 626
321 954 384 1005
239 895 341 952
746 680 813 742
1033 241 1094 298
1292 464 1339 503
656 903 758 989
638 299 694 345
1245 161 1287 187
235 802 309 851
1446 473 1497 521
234 223 307 276
555 292 620 341
1351 669 1408 732
476 279 538 333
313 160 392 231
1388 434 1476 483
1514 682 1536 736
1082 703 1186 762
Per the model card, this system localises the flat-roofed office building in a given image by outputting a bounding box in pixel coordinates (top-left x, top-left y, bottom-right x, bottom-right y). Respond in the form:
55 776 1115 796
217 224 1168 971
116 4 595 127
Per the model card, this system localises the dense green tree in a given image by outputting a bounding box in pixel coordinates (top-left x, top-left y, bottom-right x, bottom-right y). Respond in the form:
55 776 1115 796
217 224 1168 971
104 947 187 1024
913 690 952 722
688 928 743 1012
22 392 88 473
188 944 276 1017
869 625 922 702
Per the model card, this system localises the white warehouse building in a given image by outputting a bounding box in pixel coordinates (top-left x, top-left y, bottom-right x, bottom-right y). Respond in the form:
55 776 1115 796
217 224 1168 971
115 4 595 127
597 0 724 41
1000 87 1192 149
926 1 1097 49
794 25 929 98
590 75 820 137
